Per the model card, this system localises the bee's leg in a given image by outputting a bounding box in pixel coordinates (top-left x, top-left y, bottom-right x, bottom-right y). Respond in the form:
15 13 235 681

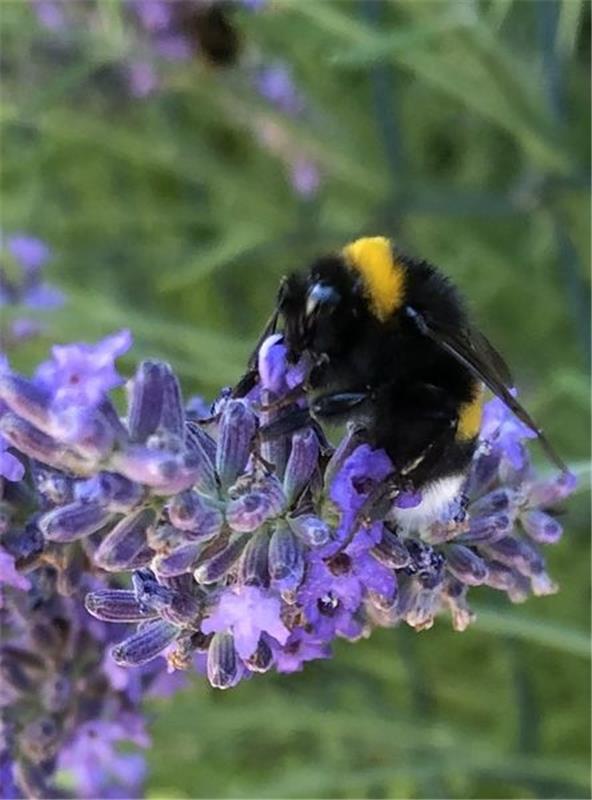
258 383 305 412
354 474 414 528
259 407 312 439
310 391 369 419
259 406 333 459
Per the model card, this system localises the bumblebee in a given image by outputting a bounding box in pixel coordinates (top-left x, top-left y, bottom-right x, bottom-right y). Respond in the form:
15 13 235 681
238 236 565 526
175 1 241 67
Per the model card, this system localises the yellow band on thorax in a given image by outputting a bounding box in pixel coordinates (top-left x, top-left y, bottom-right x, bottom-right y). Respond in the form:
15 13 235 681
342 237 405 321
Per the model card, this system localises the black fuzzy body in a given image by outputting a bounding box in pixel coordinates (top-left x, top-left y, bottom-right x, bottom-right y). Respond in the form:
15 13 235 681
279 250 480 489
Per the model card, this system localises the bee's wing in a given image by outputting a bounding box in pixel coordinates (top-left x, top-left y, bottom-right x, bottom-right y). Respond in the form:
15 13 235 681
406 307 567 472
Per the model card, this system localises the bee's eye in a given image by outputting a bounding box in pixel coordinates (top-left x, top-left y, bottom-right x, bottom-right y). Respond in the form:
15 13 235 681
305 283 340 318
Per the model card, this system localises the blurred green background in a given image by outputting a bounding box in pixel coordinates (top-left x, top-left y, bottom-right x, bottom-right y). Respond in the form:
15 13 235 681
1 1 590 798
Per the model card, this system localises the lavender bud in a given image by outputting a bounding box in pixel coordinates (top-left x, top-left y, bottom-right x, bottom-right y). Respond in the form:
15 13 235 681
0 413 90 474
520 509 563 544
167 491 223 539
226 477 286 533
398 579 439 631
269 523 304 591
244 637 274 673
94 507 156 571
20 717 60 763
470 488 516 517
446 544 488 585
283 428 319 505
76 471 146 513
366 587 398 614
193 534 249 584
111 445 204 494
85 589 158 622
147 523 186 551
185 423 218 497
482 535 544 578
132 569 174 612
207 632 242 689
441 578 475 631
185 421 217 474
125 547 154 569
526 470 577 508
39 501 113 543
461 512 513 543
238 530 270 587
0 373 51 431
372 527 411 569
215 400 257 491
97 396 129 445
153 543 203 578
530 570 558 596
482 559 523 594
127 360 165 442
485 561 529 603
70 409 116 460
465 446 500 497
160 592 203 627
226 492 269 533
41 675 71 713
111 619 179 666
160 365 185 442
287 513 331 547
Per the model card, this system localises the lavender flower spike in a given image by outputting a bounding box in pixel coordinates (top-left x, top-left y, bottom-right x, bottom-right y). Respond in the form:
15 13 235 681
0 320 575 762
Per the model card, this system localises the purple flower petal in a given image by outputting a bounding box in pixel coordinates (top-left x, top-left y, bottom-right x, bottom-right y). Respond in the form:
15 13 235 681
202 586 289 659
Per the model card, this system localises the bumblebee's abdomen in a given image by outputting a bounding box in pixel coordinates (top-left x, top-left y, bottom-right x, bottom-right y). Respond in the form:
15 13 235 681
456 384 484 441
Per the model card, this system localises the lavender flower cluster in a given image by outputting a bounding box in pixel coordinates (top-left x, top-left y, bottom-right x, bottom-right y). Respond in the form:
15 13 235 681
0 328 575 796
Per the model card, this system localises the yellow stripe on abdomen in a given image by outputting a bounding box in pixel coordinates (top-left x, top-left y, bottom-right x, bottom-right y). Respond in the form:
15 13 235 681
456 384 484 441
342 236 405 321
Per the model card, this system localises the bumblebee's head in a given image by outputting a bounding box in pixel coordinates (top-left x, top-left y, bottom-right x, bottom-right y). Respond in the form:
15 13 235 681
279 237 406 359
279 253 367 359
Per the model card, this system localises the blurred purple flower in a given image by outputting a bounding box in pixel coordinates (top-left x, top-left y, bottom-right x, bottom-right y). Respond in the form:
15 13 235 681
59 716 148 800
291 158 321 198
127 61 159 98
132 0 172 32
7 234 51 274
255 64 305 116
32 0 67 31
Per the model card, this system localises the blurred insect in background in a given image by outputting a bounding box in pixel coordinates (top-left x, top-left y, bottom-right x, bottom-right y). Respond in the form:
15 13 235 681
235 236 566 528
175 1 241 66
